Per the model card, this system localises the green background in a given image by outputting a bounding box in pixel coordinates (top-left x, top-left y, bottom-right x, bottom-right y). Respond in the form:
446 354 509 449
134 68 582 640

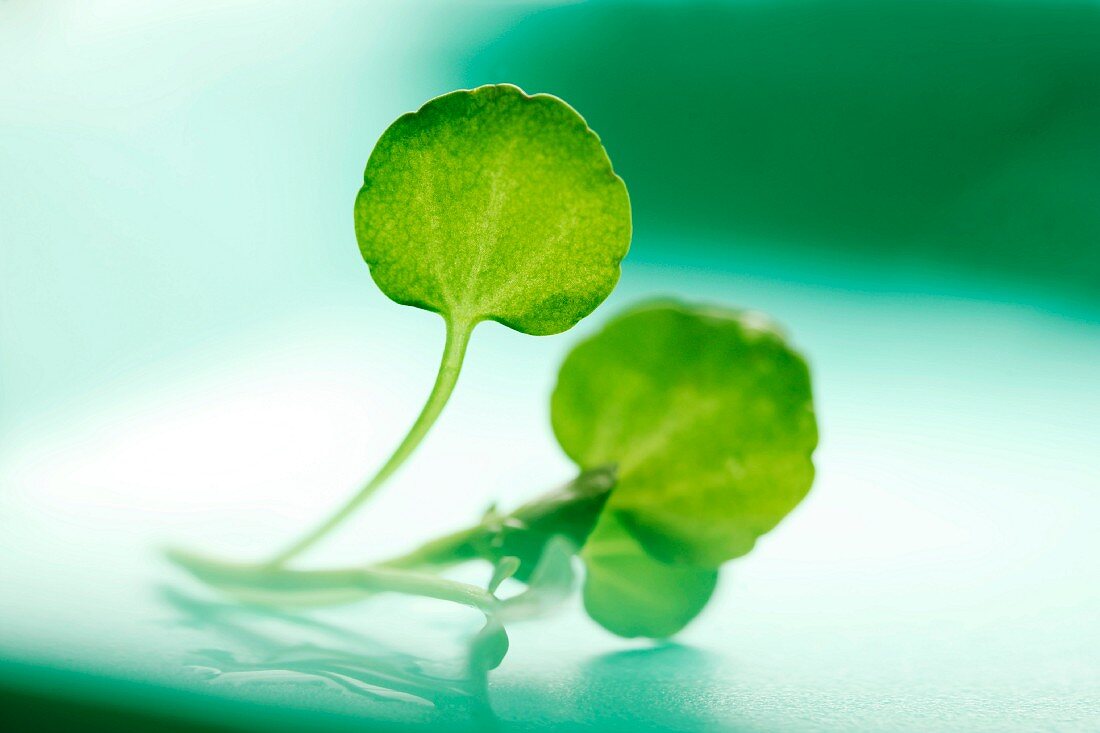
1 1 1097 731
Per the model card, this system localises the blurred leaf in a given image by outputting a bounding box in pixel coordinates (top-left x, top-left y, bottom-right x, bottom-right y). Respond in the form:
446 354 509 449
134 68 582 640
553 301 817 568
581 513 718 639
469 615 510 674
500 536 579 622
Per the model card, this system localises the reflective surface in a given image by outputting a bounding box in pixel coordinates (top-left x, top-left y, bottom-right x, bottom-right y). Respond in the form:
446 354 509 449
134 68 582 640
2 258 1097 730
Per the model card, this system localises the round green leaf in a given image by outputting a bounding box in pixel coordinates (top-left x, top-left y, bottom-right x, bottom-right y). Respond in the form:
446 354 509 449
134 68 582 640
354 84 631 335
552 301 818 568
581 513 718 639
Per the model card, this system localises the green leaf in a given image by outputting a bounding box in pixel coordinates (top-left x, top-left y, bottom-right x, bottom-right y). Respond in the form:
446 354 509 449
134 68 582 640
488 556 521 593
553 301 818 569
581 513 718 639
269 87 630 566
354 83 631 335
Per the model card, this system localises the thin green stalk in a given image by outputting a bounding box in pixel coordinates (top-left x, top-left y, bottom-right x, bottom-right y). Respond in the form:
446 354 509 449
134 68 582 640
268 318 475 568
374 465 617 572
375 524 484 571
167 548 498 613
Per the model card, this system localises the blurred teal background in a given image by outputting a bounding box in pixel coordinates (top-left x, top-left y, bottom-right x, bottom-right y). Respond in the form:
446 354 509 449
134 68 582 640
1 1 1098 731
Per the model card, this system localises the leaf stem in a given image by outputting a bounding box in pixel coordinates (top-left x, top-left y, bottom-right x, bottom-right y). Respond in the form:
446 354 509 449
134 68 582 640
375 524 484 571
268 317 475 568
374 466 617 572
168 548 499 613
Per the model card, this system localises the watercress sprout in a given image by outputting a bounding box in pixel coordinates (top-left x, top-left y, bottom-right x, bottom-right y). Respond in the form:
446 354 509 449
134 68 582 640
176 300 817 646
174 86 818 655
270 84 631 565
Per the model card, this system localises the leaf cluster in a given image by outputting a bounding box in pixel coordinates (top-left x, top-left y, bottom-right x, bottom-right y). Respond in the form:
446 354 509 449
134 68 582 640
174 85 817 648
